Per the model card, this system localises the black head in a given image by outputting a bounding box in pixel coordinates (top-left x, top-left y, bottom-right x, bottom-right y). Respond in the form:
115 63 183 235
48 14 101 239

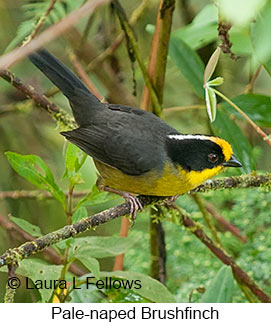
166 134 242 172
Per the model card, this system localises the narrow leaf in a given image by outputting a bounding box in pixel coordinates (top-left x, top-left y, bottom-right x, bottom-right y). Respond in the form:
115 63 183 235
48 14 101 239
9 215 42 238
251 1 271 65
172 4 218 50
211 109 256 173
207 77 224 87
264 59 271 76
101 271 176 303
70 236 138 259
205 87 217 122
0 259 63 302
75 255 100 279
5 152 66 208
203 47 221 85
75 185 117 211
169 37 205 98
201 265 234 302
222 93 271 128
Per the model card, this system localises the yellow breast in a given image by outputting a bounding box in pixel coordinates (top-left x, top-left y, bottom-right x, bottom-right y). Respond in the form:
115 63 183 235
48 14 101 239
95 160 224 196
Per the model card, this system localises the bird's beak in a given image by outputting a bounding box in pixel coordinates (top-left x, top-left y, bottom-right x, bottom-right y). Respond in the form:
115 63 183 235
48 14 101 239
223 155 242 167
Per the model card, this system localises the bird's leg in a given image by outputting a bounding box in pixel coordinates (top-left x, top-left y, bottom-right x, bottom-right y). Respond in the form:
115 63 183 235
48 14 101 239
96 178 143 222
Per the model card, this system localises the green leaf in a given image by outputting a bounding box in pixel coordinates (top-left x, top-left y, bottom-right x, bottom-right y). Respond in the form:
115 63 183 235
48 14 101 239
64 143 87 175
5 20 36 52
205 87 217 122
5 152 66 208
201 265 234 302
230 26 254 56
172 23 217 51
5 2 66 51
221 94 271 127
75 185 118 211
211 109 256 173
0 259 63 302
251 1 271 65
75 255 100 279
207 77 224 87
63 143 87 186
172 4 218 50
9 215 42 237
70 236 138 259
100 271 176 303
264 59 271 76
203 47 221 84
169 37 205 98
54 237 74 250
192 3 218 26
72 207 88 224
69 276 104 303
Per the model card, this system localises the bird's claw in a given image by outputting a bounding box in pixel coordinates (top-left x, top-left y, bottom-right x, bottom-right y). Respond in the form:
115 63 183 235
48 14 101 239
124 194 143 226
164 195 179 206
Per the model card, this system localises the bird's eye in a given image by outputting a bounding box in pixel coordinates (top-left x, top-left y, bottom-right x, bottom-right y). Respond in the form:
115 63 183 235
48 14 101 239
208 153 218 163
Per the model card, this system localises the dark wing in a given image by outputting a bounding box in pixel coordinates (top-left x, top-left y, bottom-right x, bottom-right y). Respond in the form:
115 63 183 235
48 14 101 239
61 126 163 175
61 106 174 175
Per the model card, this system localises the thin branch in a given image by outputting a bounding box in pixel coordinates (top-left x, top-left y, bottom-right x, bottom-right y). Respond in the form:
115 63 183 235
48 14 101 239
65 27 137 106
0 197 141 268
113 217 130 271
0 69 75 128
244 65 262 94
174 205 270 303
140 0 175 111
213 88 271 147
113 0 162 116
4 264 18 303
191 194 221 246
0 214 86 276
0 0 109 70
149 207 167 284
1 185 270 302
205 202 247 243
191 173 271 193
23 0 57 47
87 0 150 72
163 105 204 114
0 190 88 200
69 52 104 101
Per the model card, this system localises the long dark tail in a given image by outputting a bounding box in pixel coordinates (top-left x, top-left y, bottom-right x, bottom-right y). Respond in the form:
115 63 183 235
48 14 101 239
29 49 104 125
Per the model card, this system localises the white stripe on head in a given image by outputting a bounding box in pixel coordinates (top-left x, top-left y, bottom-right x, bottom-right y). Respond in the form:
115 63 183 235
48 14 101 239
167 134 211 141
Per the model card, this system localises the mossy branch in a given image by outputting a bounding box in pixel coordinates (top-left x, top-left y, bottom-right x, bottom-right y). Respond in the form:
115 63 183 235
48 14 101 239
1 176 270 302
1 174 270 270
0 69 75 128
191 173 271 193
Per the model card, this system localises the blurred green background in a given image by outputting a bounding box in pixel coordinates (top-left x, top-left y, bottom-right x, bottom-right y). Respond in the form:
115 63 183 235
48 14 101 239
0 0 271 302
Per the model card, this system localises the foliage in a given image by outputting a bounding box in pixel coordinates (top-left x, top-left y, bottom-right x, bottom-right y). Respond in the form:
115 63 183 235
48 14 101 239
0 0 271 304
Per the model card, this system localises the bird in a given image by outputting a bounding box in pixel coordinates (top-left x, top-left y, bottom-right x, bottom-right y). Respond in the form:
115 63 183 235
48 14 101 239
29 49 242 219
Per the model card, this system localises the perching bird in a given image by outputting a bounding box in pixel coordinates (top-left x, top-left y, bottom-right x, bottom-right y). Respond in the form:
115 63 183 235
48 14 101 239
29 49 242 219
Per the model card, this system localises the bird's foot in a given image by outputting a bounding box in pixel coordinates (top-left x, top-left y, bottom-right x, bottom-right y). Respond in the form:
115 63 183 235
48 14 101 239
122 193 143 225
100 185 143 224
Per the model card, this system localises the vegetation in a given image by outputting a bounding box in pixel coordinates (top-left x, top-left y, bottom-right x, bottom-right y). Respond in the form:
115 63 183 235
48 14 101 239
0 0 270 303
